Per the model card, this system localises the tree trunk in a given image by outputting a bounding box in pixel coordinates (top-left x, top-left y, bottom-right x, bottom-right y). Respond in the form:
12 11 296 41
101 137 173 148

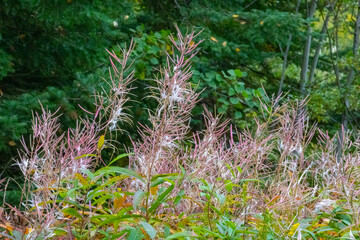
308 12 330 84
277 0 302 96
342 0 360 132
336 0 360 162
299 0 317 96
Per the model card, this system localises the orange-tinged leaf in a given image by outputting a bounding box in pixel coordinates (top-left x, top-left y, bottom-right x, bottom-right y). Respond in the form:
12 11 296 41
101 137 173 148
8 140 16 146
114 195 126 210
25 227 33 234
97 135 105 150
210 37 218 43
233 15 239 17
0 222 14 232
150 185 158 195
260 21 264 25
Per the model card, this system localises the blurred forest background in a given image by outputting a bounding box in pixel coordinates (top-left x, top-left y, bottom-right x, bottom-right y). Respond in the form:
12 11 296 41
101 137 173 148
0 0 359 183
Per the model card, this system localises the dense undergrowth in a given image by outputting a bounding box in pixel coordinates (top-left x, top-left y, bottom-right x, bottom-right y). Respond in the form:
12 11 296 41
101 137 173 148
1 29 360 240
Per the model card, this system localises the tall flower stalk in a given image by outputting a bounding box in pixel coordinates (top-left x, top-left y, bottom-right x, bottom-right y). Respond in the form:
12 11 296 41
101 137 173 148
14 42 135 238
130 26 202 185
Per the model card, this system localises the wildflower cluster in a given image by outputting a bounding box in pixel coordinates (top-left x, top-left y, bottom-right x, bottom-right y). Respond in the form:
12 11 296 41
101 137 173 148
1 28 360 239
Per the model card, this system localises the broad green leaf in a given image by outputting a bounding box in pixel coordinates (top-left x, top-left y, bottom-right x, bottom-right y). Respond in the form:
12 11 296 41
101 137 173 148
164 226 171 237
166 232 192 239
227 69 236 76
235 111 243 119
230 97 239 104
234 69 243 77
128 228 144 240
108 153 134 166
133 190 145 210
61 207 83 220
150 58 159 65
228 88 236 96
140 221 157 239
94 166 144 182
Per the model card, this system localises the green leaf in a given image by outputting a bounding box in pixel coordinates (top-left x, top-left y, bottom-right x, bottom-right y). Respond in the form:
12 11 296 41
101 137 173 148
10 231 20 240
209 81 217 88
227 69 236 76
166 232 192 239
234 69 243 77
225 180 234 192
140 221 157 239
230 98 239 104
128 228 144 240
150 173 179 182
302 229 317 240
94 166 144 182
149 183 174 215
154 32 162 39
164 226 171 237
133 190 145 210
228 88 236 96
108 153 134 166
235 111 243 119
218 106 227 113
235 83 245 93
150 58 159 65
61 207 84 220
174 189 185 206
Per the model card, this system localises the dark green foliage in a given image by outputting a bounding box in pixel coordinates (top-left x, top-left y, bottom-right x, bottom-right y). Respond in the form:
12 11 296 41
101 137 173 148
0 0 138 166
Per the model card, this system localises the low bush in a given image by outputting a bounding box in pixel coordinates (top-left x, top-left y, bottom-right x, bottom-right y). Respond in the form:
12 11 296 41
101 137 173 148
1 28 360 240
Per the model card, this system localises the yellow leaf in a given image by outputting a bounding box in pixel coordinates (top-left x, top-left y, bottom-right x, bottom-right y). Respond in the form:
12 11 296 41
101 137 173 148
260 21 264 25
8 140 16 146
210 37 218 43
346 14 355 22
97 135 105 150
222 41 227 47
288 223 299 236
75 173 88 185
235 48 240 52
233 15 239 18
189 40 195 46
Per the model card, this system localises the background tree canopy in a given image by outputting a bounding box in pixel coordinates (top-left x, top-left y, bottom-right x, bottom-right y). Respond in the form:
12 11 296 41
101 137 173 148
0 0 359 180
